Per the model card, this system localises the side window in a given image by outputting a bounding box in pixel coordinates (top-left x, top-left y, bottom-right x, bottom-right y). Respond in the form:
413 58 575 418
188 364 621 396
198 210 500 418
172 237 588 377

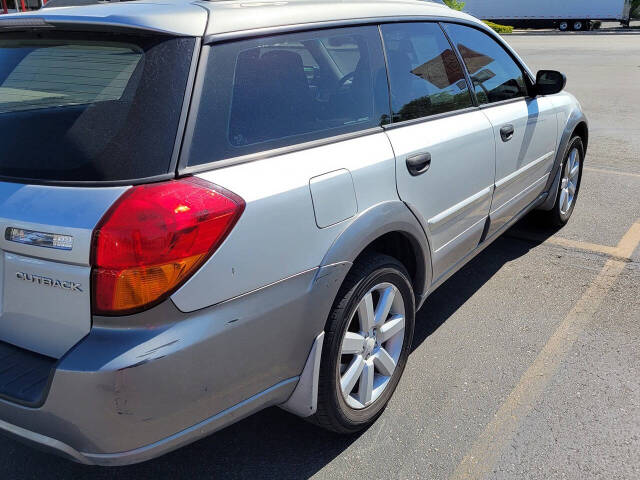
380 22 473 123
443 23 528 104
186 26 389 166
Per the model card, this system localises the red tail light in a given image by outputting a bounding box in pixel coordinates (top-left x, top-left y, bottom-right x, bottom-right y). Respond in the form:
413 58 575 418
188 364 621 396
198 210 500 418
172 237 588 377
91 177 245 316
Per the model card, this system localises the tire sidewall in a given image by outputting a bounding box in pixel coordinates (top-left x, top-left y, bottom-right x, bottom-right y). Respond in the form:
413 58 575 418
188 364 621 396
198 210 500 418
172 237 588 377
324 259 415 431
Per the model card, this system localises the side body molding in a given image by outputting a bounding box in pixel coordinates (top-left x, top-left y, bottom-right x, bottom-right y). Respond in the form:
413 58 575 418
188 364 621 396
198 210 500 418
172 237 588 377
280 201 433 417
538 105 588 211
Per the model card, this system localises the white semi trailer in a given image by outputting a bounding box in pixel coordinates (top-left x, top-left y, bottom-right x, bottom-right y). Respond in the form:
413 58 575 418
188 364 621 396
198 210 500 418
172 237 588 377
460 0 633 30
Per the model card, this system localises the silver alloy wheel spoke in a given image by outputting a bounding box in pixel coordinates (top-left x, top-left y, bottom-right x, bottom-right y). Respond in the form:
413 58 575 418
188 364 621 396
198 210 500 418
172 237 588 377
559 188 568 214
357 292 375 332
372 347 396 376
341 354 365 397
374 286 396 327
378 314 405 343
358 360 375 405
560 147 579 215
341 332 366 355
570 162 579 179
339 282 406 409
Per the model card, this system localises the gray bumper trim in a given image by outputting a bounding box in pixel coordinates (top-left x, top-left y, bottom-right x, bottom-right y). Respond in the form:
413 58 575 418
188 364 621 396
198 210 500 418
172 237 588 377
1 377 298 466
0 417 90 464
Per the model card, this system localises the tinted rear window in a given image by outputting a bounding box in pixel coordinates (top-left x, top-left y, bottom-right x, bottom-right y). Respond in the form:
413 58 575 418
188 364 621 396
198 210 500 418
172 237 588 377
0 32 194 182
185 26 389 167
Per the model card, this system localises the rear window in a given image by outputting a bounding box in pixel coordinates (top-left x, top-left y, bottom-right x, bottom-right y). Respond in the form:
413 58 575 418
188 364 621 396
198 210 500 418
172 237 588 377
0 32 194 182
184 26 389 167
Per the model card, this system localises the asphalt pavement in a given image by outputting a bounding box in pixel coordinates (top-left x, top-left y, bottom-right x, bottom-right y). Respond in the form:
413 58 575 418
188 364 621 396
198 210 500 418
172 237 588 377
2 33 639 480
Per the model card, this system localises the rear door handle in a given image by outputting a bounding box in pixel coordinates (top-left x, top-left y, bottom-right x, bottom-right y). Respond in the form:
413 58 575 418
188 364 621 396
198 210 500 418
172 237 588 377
406 152 431 176
500 124 515 142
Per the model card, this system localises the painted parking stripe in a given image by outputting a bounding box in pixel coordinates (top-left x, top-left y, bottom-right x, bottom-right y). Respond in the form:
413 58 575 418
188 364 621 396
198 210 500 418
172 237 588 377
450 222 640 480
584 167 640 179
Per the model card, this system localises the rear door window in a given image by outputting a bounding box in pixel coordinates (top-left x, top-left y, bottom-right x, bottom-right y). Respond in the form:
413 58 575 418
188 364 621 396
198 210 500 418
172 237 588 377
0 32 194 182
380 22 473 123
442 23 528 104
185 26 389 167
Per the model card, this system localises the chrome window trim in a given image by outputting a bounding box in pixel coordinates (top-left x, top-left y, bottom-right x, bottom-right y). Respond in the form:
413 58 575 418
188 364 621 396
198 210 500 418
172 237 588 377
381 106 480 131
169 37 203 176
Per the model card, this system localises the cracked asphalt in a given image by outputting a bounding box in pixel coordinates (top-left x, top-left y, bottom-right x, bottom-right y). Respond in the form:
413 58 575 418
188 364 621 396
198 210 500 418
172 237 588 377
2 33 639 480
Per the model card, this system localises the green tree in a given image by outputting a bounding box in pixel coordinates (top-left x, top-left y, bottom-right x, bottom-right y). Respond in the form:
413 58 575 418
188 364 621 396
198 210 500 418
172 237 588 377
443 0 465 11
632 0 640 19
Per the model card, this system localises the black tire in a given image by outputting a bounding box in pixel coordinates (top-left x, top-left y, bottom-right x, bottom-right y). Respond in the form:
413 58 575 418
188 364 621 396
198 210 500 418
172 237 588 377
572 20 585 31
543 136 584 227
310 253 415 434
558 21 569 31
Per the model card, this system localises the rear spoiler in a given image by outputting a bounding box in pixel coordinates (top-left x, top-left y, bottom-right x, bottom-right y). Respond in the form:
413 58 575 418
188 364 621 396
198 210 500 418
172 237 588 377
0 3 208 36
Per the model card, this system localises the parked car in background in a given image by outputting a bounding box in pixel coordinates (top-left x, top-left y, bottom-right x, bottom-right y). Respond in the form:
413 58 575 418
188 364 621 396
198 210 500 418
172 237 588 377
459 0 632 30
0 0 587 466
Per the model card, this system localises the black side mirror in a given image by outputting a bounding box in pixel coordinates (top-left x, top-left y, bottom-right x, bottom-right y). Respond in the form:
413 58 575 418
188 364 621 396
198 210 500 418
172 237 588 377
535 70 567 96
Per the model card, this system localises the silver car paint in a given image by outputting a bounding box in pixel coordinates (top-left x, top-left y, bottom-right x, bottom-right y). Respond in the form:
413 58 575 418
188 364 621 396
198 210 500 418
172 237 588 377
200 0 454 37
172 132 398 312
0 0 588 465
0 1 209 36
309 169 358 228
482 97 558 236
387 110 495 281
0 183 127 357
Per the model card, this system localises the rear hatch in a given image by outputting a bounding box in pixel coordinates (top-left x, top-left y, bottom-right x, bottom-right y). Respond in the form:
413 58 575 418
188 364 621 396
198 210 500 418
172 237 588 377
0 29 196 359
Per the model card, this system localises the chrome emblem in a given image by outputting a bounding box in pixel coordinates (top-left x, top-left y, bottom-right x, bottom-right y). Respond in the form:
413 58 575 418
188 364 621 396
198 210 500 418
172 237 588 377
16 272 83 292
5 227 73 251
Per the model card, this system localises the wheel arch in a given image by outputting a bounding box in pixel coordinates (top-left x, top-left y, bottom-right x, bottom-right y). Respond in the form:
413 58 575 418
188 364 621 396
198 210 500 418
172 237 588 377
572 121 589 152
319 201 432 305
281 201 432 418
539 109 588 211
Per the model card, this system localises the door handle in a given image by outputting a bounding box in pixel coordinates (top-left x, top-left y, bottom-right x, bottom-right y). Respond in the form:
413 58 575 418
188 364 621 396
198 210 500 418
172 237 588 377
406 152 431 176
500 124 515 142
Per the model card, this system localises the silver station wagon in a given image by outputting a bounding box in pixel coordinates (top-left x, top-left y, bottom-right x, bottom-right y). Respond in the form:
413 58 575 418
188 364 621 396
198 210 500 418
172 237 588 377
0 0 587 465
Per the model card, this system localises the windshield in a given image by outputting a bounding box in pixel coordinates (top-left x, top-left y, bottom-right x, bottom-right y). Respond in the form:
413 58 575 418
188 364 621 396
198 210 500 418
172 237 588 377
0 32 194 183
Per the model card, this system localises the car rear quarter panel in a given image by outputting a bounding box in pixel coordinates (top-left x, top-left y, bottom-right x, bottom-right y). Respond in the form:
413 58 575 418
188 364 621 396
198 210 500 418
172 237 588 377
171 132 399 312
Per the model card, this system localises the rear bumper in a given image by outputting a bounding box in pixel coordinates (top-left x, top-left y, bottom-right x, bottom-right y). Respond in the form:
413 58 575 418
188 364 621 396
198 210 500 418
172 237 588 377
0 377 297 466
0 264 346 465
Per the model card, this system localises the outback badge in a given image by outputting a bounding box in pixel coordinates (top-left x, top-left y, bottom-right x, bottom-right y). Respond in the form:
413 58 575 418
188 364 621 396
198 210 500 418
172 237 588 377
16 272 83 292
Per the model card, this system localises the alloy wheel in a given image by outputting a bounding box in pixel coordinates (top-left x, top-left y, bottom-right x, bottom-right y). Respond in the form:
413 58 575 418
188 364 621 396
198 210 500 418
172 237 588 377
338 282 406 409
559 147 580 216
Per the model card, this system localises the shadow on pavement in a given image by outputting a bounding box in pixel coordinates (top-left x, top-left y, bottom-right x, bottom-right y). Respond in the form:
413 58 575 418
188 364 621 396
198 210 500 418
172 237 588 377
1 215 560 479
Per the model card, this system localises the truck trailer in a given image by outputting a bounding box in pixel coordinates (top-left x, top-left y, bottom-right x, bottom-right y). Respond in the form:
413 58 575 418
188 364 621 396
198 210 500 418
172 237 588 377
460 0 633 30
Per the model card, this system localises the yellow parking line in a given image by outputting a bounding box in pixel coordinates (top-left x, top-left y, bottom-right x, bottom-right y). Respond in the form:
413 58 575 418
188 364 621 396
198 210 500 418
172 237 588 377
508 231 623 259
615 222 640 258
542 235 621 258
450 222 640 480
584 166 640 179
